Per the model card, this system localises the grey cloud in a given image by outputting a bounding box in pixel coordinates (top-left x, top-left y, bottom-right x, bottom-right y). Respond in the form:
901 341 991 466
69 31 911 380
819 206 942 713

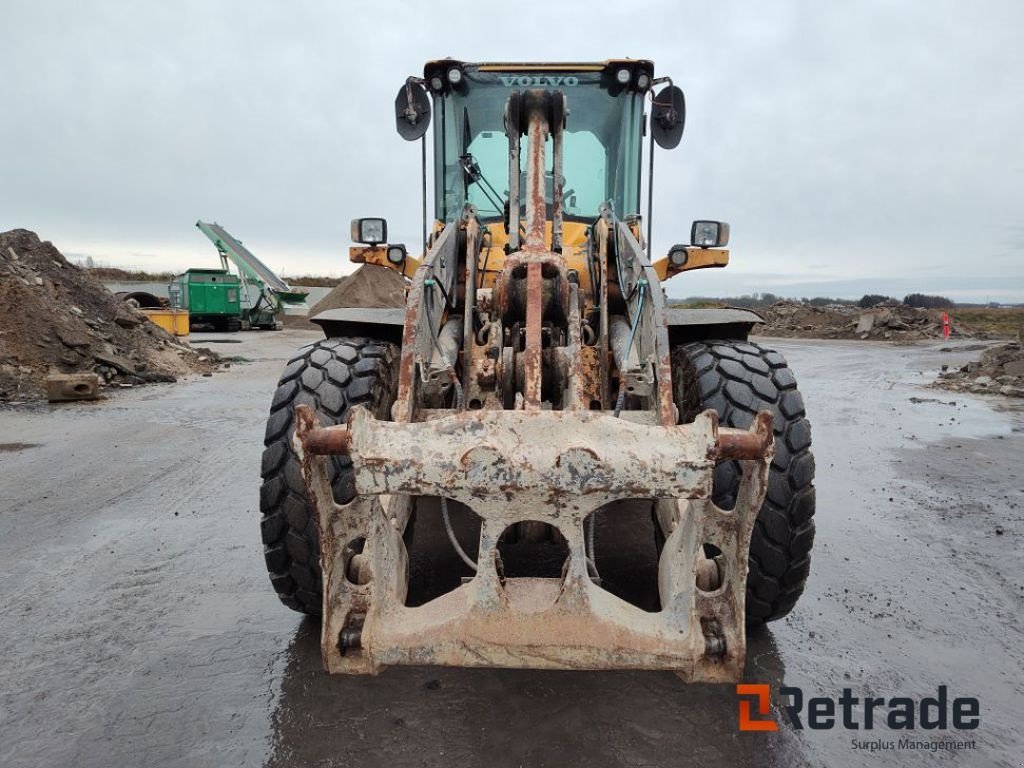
1 0 1021 301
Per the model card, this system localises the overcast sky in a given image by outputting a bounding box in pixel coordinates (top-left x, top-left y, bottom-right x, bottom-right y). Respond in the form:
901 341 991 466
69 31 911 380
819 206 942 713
2 1 1022 302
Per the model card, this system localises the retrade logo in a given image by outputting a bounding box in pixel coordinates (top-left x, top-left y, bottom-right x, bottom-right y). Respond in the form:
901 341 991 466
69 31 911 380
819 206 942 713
737 684 779 731
736 684 980 732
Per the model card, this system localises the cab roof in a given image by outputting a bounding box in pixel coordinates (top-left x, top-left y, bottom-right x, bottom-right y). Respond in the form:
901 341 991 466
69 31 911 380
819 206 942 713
424 58 654 77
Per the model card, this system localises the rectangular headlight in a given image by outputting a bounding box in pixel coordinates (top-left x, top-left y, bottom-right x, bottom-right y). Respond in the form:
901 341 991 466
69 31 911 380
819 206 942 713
351 217 388 245
690 220 730 248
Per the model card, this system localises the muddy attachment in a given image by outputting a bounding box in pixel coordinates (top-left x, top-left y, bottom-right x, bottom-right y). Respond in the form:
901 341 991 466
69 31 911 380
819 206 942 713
294 405 772 679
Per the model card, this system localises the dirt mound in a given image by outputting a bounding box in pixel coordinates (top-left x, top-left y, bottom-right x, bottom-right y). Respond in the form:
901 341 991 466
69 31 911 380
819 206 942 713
757 300 976 341
0 229 217 402
936 341 1024 397
309 264 407 315
279 313 320 331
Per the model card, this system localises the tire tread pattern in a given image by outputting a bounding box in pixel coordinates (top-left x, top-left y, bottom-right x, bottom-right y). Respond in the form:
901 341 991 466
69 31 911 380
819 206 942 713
672 340 816 623
259 337 398 614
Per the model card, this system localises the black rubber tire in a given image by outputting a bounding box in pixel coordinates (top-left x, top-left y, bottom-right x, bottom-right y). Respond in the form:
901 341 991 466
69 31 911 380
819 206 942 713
671 340 815 624
259 337 399 614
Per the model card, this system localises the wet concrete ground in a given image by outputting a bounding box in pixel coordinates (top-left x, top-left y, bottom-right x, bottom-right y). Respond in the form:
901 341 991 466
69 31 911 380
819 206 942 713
1 331 1021 768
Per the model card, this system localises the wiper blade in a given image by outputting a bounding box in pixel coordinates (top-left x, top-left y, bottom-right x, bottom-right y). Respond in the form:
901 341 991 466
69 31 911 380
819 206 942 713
459 154 504 213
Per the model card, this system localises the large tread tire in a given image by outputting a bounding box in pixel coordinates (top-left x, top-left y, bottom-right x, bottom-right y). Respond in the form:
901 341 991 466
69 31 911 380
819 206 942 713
260 337 399 615
672 340 815 624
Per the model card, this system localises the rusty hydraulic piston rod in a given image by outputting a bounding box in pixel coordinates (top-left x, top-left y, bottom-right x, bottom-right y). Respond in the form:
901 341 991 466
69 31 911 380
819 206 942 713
609 315 641 373
427 315 464 378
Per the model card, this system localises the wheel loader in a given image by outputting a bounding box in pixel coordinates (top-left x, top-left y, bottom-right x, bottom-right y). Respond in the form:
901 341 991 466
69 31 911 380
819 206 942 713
260 60 816 679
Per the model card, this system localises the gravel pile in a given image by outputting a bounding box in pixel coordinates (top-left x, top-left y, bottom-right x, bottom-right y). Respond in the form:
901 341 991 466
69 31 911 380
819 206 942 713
0 229 217 402
308 264 408 315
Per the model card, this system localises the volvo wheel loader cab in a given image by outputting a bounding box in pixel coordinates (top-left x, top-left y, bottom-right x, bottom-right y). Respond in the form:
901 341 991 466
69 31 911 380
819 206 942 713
260 60 816 678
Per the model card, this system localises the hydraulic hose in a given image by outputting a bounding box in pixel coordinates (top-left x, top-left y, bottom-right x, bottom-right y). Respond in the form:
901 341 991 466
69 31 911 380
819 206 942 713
614 280 647 418
441 497 477 571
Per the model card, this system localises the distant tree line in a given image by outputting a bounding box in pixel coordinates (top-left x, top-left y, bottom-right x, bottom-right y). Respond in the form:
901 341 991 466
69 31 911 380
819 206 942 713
859 293 956 309
902 293 955 309
679 293 859 308
858 294 893 308
81 263 176 282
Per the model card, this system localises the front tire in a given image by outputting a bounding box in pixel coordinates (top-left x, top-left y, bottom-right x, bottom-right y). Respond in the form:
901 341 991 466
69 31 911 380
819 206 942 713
672 340 816 624
259 337 399 614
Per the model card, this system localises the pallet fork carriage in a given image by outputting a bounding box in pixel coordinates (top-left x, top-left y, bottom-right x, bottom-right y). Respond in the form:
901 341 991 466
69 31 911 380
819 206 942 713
261 60 816 678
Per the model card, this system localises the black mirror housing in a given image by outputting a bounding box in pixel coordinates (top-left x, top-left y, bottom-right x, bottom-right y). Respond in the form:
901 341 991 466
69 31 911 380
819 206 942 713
394 79 431 141
651 85 686 149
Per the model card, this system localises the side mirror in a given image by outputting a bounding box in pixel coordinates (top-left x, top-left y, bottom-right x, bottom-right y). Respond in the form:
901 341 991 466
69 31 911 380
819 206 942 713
394 80 431 141
651 85 686 149
690 220 730 248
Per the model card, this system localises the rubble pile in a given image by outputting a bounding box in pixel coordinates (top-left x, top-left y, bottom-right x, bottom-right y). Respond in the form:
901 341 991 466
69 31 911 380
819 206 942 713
758 300 974 341
0 229 217 402
936 342 1024 398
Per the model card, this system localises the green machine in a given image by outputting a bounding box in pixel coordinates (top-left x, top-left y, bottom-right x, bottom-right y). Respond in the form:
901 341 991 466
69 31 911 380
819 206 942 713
170 268 243 331
174 221 309 331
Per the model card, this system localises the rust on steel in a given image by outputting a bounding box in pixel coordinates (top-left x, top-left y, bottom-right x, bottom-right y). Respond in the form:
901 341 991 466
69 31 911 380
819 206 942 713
523 260 543 409
716 412 774 461
523 103 548 250
395 258 429 422
395 222 458 423
491 250 571 319
294 404 773 677
292 82 778 679
611 221 677 427
296 405 778 464
550 94 565 253
303 424 352 456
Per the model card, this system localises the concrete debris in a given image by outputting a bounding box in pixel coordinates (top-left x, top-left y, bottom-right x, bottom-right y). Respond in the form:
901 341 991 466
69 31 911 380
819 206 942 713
0 229 218 401
46 372 101 402
936 341 1024 398
757 300 976 341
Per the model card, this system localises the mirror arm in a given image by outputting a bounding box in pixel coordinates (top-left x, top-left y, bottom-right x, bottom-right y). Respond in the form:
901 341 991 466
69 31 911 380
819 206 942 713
646 102 655 255
421 134 428 255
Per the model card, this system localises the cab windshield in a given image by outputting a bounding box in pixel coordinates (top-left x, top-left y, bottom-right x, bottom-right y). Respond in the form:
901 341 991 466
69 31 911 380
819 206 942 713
433 69 644 224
